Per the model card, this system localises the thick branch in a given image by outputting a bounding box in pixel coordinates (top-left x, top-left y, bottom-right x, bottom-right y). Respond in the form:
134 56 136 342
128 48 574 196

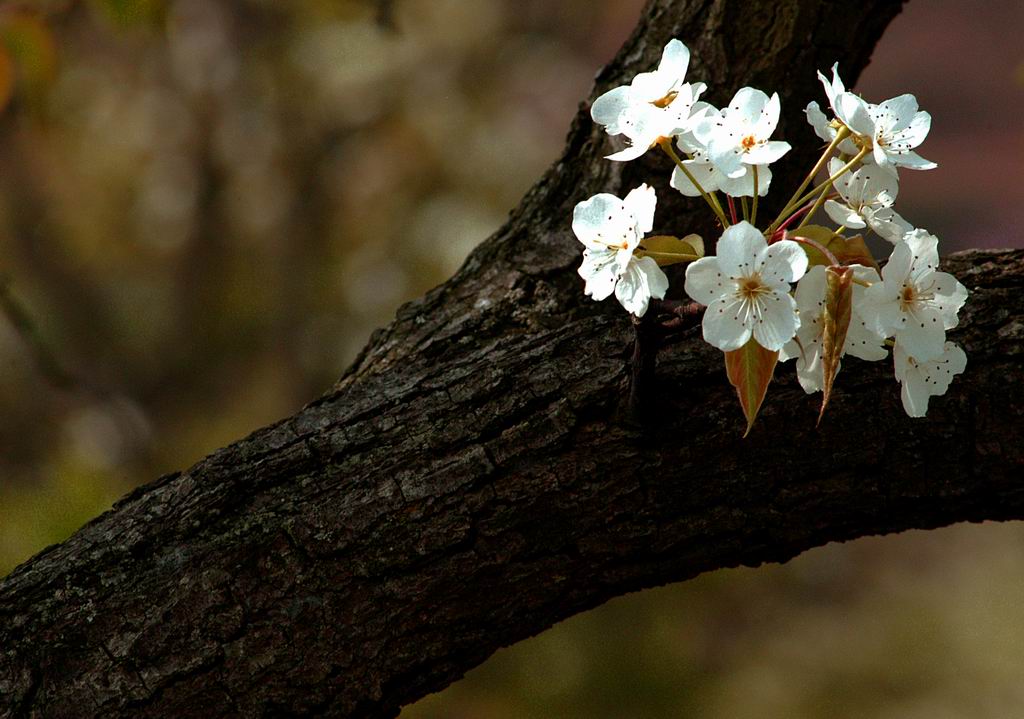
7 1 1018 718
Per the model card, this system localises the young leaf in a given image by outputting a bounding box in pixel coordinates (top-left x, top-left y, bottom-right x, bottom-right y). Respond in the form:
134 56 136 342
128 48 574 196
834 234 879 272
788 226 879 272
818 266 854 425
724 338 778 437
637 233 703 266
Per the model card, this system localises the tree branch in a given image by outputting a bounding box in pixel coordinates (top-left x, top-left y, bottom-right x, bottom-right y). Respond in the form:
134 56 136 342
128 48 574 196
7 1 1016 718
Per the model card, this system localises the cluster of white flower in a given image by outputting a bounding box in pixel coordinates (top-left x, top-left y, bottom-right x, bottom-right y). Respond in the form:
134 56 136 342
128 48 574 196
571 40 969 425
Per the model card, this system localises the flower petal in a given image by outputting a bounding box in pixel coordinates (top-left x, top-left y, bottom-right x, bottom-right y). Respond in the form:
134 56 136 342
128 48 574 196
874 94 919 135
657 39 690 84
572 194 626 249
758 239 809 287
716 221 767 278
578 249 618 301
591 86 633 134
615 256 668 316
623 184 657 235
864 207 912 243
719 164 772 197
824 199 866 228
727 86 770 124
752 291 800 351
702 296 752 351
670 161 723 196
896 305 947 361
684 256 728 305
892 149 937 170
805 101 835 143
743 140 790 165
835 93 875 137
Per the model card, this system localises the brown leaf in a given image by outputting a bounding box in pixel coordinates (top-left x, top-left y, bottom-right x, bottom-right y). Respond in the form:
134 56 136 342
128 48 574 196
818 266 854 425
724 338 778 437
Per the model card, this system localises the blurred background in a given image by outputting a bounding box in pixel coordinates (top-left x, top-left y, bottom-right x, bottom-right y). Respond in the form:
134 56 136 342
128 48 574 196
0 0 1021 716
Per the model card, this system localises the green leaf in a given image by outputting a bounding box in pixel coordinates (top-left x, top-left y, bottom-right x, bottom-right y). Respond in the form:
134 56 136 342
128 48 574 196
637 233 704 266
724 338 778 437
818 266 854 425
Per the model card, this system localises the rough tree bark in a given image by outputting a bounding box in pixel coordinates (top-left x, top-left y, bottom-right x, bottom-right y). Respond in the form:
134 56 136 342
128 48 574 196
3 0 1022 716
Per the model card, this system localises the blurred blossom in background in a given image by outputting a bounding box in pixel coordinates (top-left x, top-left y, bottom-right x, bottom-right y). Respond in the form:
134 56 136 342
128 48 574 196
0 0 1022 716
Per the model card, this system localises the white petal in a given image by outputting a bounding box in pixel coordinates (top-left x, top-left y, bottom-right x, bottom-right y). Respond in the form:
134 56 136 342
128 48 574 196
707 133 746 178
578 249 618 301
591 86 633 134
605 141 652 162
572 194 626 249
835 93 875 137
794 338 825 394
844 308 888 362
716 221 767 278
864 207 913 243
623 184 657 235
753 92 781 138
805 101 836 143
702 296 752 351
875 94 919 135
758 239 809 287
887 110 931 152
615 256 668 316
824 199 866 229
926 272 968 328
657 39 690 84
684 257 728 305
892 149 937 170
861 282 903 336
752 291 800 351
630 70 674 104
719 165 772 197
743 140 790 165
881 239 914 287
728 87 770 124
793 265 827 314
819 62 846 106
900 369 931 418
895 306 947 362
671 161 723 196
904 230 941 280
858 165 900 207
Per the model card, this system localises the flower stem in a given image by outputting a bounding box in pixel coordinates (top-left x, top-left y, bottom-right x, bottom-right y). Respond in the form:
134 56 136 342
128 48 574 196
751 166 759 227
658 139 730 227
796 146 870 229
767 126 850 236
727 195 739 224
740 196 750 222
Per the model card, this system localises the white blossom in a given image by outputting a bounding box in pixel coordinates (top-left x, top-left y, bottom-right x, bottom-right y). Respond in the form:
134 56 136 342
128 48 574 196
861 230 968 361
668 105 773 198
779 265 888 393
805 63 862 153
823 158 914 242
571 184 669 317
590 40 707 161
694 87 791 178
894 340 967 417
808 64 936 171
684 221 807 352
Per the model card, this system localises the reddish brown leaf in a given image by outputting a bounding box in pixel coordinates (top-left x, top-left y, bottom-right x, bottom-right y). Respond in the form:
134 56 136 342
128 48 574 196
724 338 778 437
818 266 854 425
